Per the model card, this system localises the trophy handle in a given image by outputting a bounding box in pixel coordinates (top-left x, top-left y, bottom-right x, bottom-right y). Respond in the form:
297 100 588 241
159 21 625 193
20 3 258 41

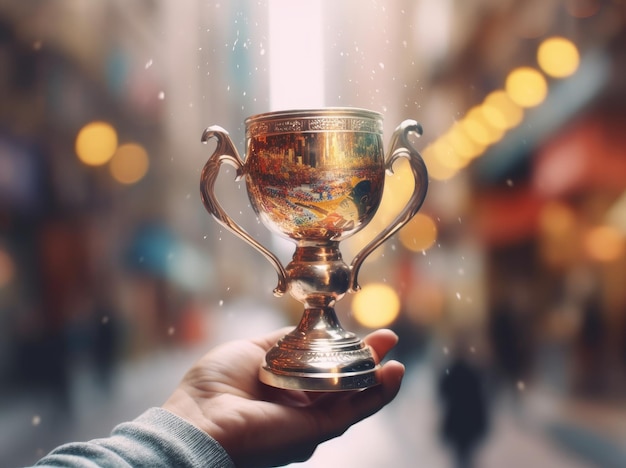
200 126 288 296
349 119 429 292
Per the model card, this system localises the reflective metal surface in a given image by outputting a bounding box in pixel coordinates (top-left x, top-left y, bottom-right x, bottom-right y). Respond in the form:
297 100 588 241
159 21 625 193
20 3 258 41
201 108 428 391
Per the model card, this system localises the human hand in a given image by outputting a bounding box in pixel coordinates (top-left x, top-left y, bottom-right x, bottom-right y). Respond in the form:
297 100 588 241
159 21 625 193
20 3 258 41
163 327 405 467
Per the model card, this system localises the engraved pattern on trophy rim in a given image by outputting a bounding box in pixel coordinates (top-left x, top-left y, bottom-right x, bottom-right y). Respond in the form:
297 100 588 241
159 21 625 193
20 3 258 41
247 116 382 138
268 347 373 364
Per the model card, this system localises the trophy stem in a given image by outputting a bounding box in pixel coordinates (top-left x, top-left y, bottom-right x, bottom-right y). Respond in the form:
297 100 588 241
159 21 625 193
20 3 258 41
295 306 353 339
259 306 381 391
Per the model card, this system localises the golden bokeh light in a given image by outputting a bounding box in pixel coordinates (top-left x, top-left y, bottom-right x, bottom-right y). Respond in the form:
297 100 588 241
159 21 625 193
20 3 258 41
481 90 524 130
538 201 579 267
464 107 505 146
539 201 577 237
461 114 490 147
443 124 482 161
352 283 401 328
421 144 461 181
387 158 416 206
398 213 438 252
75 121 118 166
584 225 624 262
433 139 469 170
505 67 548 108
537 37 580 78
109 143 150 184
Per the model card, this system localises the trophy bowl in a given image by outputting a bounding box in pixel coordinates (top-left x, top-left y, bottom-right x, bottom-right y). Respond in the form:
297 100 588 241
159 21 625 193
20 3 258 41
201 108 428 391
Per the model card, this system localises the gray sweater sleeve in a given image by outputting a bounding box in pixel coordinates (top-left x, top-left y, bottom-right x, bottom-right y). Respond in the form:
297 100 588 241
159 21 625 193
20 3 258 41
34 407 235 468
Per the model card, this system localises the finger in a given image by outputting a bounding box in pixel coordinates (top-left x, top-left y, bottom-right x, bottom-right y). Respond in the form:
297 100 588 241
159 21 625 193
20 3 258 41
377 360 405 401
362 329 399 362
251 326 295 351
261 386 316 407
350 360 404 414
313 360 405 441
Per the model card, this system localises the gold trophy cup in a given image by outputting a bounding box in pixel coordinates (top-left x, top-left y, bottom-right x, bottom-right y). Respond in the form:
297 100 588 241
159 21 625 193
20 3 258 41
200 108 428 391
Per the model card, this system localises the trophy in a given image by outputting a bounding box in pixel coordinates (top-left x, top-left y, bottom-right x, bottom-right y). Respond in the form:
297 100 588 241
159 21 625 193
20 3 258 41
200 108 428 391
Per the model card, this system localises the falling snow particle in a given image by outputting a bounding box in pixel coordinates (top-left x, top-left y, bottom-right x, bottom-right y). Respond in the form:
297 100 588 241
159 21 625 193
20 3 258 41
145 59 153 69
32 415 41 426
219 300 224 306
101 316 109 325
506 179 514 187
517 380 525 391
443 346 449 355
158 91 165 100
168 327 175 336
456 292 461 300
33 40 43 51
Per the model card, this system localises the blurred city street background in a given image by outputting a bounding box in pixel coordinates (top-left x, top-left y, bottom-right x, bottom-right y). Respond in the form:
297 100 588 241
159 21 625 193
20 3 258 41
1 1 626 467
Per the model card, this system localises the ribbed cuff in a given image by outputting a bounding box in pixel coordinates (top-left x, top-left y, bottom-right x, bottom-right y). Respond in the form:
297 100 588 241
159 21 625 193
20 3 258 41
121 407 236 467
35 407 235 468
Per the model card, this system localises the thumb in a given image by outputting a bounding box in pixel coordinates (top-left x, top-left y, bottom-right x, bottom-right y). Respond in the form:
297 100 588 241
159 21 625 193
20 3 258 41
314 360 405 441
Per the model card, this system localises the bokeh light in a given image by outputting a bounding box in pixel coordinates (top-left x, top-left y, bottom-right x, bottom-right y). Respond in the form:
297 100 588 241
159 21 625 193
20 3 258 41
538 201 577 237
443 124 482 161
109 143 150 184
352 283 401 328
432 139 468 170
463 106 505 146
399 213 438 252
75 121 118 166
538 201 579 267
461 111 491 147
584 225 624 262
481 90 524 130
537 37 580 78
505 67 548 108
388 158 418 207
421 144 462 181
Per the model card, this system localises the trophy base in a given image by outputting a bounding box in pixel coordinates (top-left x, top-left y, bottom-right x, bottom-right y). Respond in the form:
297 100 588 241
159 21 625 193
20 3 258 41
259 365 381 392
259 323 381 392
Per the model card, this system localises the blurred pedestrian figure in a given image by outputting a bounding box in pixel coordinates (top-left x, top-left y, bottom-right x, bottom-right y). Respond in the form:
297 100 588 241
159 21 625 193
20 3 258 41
438 346 490 468
487 290 532 398
91 294 121 393
575 286 606 397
